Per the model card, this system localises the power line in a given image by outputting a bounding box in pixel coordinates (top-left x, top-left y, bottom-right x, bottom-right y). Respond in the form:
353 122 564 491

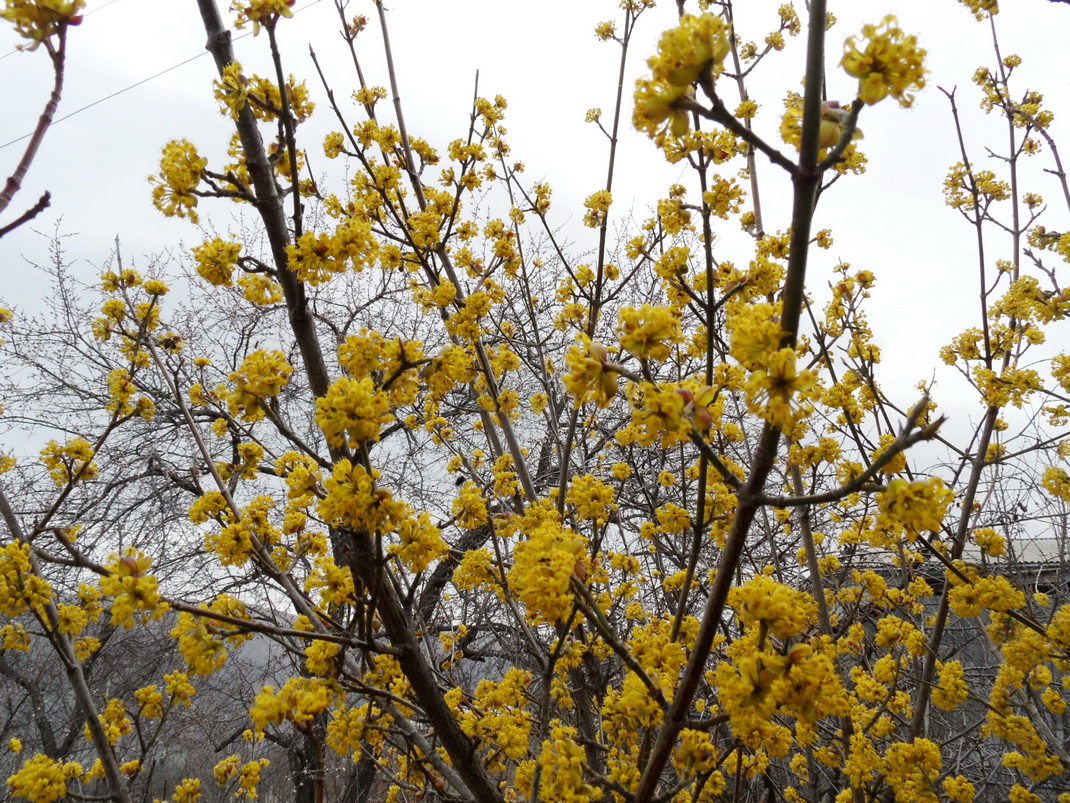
0 0 324 151
0 49 210 150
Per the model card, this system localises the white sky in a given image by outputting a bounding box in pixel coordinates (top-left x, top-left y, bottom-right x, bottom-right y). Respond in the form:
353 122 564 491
1 0 1068 443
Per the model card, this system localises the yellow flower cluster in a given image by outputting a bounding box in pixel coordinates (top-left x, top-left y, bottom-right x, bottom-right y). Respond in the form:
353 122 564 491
932 660 969 710
728 575 815 640
841 16 927 107
249 677 338 732
172 596 252 675
213 61 247 117
287 218 378 286
225 349 293 422
630 383 692 448
150 139 207 222
1 0 83 50
39 437 98 486
98 552 168 629
582 190 613 229
315 376 393 449
618 305 681 361
391 510 448 573
192 238 242 287
565 474 617 526
453 668 534 767
422 344 475 401
876 477 953 538
106 369 154 420
744 347 819 431
563 337 618 409
6 754 82 803
0 543 52 618
304 556 354 607
317 460 404 533
230 0 293 35
632 14 731 143
509 514 587 624
203 495 280 566
883 739 942 803
532 723 601 801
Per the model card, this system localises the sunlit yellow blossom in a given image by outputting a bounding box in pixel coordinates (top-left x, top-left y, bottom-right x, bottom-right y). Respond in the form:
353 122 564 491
318 460 404 533
884 739 942 803
214 61 247 117
744 347 819 430
150 139 207 222
226 349 293 421
39 437 98 485
563 337 618 408
99 551 169 629
648 13 730 88
841 16 927 107
729 575 816 639
632 383 692 447
877 476 954 538
618 305 681 361
566 474 617 525
0 543 52 617
6 754 83 803
932 660 969 710
192 238 242 286
633 79 692 141
249 677 338 731
231 0 293 35
315 376 393 448
582 189 612 228
390 510 448 573
509 520 587 623
1 0 83 49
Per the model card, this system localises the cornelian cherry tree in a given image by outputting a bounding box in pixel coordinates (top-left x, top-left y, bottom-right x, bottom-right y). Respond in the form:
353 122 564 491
3 0 1070 801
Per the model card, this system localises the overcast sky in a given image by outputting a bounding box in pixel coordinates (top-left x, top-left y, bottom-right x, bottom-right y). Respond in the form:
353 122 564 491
1 0 1068 440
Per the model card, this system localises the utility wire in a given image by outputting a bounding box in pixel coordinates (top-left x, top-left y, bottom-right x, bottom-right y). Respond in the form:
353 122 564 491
0 0 323 151
0 50 210 150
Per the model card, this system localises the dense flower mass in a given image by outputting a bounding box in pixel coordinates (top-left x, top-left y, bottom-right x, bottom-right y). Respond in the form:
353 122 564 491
6 2 1070 803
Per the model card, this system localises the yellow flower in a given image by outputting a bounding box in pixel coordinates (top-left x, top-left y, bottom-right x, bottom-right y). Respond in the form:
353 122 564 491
877 477 954 538
1 0 84 50
192 238 242 287
509 521 587 623
932 660 969 710
226 349 293 422
744 347 819 430
0 542 53 617
150 139 207 222
214 61 247 117
6 754 82 802
841 16 927 107
563 337 618 408
633 79 692 141
648 13 731 88
582 189 613 228
315 376 393 448
231 0 293 35
618 305 681 361
391 510 448 572
39 437 98 486
631 383 692 447
729 575 816 639
566 474 617 525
